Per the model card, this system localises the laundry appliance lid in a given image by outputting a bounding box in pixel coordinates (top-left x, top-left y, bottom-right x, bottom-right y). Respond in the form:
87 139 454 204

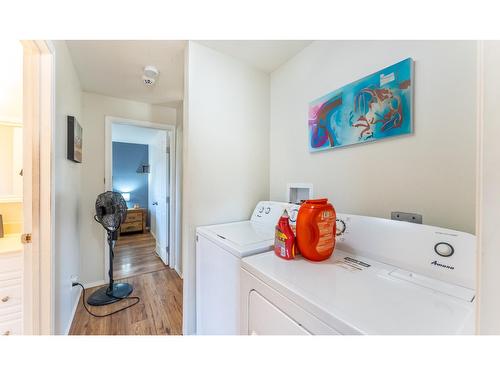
209 221 275 246
197 221 276 258
242 250 476 335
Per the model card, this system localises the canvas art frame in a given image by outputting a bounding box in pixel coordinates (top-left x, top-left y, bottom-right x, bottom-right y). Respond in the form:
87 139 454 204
67 115 83 163
308 58 414 152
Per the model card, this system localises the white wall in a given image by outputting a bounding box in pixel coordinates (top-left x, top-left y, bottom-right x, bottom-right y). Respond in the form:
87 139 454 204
478 41 500 334
0 41 23 235
53 40 83 334
182 42 270 333
270 41 477 234
79 93 176 284
0 126 14 195
0 40 23 123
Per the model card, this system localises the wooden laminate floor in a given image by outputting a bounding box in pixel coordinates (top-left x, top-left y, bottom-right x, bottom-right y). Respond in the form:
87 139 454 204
69 232 182 335
114 232 167 279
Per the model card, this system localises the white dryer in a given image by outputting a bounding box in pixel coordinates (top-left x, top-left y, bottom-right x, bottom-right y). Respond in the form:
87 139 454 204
241 214 476 335
196 201 297 335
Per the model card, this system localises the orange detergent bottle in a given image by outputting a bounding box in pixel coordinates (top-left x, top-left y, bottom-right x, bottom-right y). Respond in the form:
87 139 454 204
296 199 336 261
274 211 296 260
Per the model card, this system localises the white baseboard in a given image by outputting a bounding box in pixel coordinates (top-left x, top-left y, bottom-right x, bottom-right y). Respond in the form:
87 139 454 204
83 279 106 289
64 279 106 335
65 288 82 335
175 265 183 279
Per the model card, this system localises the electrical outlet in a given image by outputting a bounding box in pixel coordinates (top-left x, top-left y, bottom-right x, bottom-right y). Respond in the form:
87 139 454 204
391 211 422 224
70 275 78 288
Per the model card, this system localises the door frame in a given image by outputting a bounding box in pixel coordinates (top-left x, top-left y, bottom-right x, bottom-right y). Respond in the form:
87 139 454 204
104 116 180 279
21 40 55 334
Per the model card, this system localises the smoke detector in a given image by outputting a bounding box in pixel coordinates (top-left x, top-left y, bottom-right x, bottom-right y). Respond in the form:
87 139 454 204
142 65 159 86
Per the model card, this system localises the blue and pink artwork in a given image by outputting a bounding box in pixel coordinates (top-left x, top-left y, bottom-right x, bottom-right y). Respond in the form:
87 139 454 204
308 58 413 152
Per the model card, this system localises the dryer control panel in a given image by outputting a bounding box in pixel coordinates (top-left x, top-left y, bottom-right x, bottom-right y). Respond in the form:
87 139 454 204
334 213 476 291
250 201 296 227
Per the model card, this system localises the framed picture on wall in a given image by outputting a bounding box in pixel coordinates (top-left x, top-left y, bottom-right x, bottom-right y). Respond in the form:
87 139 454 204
308 58 413 152
67 115 83 163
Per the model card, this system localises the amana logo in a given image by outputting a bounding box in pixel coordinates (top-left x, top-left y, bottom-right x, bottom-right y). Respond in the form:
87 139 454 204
431 260 454 270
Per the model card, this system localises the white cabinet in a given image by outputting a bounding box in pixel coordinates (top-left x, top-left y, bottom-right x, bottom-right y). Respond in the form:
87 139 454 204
0 317 22 336
0 251 23 335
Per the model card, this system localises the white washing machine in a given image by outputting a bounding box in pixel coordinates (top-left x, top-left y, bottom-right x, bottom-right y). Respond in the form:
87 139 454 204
241 214 476 335
196 201 298 335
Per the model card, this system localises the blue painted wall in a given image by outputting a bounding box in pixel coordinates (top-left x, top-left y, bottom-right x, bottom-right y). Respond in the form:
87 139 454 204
112 142 149 216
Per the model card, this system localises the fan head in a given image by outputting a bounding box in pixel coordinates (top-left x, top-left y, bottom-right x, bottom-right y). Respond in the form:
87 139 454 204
95 191 128 232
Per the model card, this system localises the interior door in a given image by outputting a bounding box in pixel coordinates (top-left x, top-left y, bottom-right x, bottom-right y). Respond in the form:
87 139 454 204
151 131 169 265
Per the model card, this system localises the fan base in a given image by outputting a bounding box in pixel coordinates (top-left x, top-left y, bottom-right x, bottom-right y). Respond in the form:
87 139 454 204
87 283 133 306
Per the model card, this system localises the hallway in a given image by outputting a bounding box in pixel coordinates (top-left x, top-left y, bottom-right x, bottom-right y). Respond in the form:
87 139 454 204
69 232 183 335
114 232 167 279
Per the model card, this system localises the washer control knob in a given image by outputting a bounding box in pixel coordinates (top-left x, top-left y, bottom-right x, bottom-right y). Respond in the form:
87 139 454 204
258 206 264 213
336 219 346 236
434 242 454 257
265 207 271 214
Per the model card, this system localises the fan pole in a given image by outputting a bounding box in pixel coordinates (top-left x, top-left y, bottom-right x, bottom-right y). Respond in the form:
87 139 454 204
107 230 115 292
87 229 133 306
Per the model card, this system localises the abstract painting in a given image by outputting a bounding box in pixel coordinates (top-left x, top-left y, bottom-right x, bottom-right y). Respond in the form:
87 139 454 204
308 58 413 152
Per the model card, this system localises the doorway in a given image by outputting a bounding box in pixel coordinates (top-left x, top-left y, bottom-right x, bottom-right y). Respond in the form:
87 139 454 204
0 41 25 336
69 116 183 335
111 124 169 278
104 117 180 280
0 40 55 334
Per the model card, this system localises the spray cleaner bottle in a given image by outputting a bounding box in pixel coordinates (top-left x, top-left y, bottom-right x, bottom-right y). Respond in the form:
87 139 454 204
274 210 296 260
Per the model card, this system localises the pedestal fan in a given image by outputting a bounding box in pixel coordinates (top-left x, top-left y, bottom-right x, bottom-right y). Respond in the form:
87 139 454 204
87 191 134 306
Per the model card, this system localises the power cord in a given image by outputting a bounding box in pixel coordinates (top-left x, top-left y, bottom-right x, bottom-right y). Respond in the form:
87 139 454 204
73 282 140 318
